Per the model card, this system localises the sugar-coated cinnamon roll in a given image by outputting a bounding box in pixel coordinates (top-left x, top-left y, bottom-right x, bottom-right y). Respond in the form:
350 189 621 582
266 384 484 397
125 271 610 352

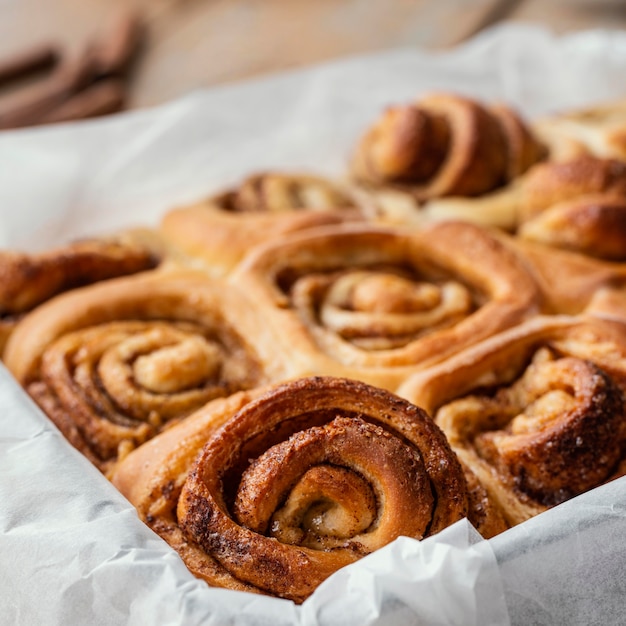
351 93 545 200
160 172 365 277
228 221 540 391
111 376 506 603
3 270 269 473
398 316 626 527
0 233 161 354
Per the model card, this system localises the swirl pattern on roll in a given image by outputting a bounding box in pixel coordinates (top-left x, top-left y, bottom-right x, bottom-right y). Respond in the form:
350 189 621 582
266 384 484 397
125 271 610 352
0 236 159 354
160 172 364 277
3 270 265 472
352 93 545 200
113 376 505 603
211 172 357 214
230 221 540 390
398 316 626 526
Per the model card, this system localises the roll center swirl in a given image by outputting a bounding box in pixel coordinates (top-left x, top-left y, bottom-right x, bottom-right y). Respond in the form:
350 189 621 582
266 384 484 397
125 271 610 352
348 273 441 313
233 416 433 551
132 335 222 394
450 348 626 505
312 270 473 349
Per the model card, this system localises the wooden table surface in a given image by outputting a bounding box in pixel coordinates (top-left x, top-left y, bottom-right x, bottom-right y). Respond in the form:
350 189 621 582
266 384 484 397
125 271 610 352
1 0 625 113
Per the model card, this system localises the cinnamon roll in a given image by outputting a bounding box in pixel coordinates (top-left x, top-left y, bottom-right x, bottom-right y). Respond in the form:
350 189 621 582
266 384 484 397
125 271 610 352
352 93 545 201
398 316 626 527
514 156 626 261
160 172 364 277
0 233 161 354
111 376 506 603
228 221 540 391
3 269 269 473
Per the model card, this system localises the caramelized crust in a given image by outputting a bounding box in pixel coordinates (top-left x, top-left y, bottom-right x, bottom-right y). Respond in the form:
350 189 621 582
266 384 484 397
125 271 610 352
0 239 156 315
518 156 626 222
3 270 269 473
352 93 545 200
228 221 540 391
518 194 626 261
112 376 500 603
509 157 626 265
398 316 626 526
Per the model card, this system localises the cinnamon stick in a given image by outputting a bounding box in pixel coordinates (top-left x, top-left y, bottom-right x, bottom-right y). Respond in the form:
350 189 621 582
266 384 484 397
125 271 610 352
0 43 60 86
0 9 145 130
0 52 98 129
37 78 126 125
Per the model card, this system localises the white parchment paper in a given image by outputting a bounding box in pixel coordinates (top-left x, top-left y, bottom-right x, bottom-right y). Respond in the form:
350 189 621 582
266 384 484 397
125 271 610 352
1 24 626 625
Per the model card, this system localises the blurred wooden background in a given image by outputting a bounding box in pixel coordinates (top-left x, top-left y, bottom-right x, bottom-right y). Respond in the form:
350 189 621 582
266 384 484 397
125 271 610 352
0 0 625 112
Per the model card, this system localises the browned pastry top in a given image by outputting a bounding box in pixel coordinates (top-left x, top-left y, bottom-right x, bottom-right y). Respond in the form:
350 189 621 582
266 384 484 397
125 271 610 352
398 315 626 526
114 376 505 603
229 220 540 389
3 269 268 473
519 156 626 222
0 237 158 316
352 92 545 200
511 156 626 263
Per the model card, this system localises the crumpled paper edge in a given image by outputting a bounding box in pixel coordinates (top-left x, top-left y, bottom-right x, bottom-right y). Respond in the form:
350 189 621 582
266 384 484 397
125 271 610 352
0 363 507 626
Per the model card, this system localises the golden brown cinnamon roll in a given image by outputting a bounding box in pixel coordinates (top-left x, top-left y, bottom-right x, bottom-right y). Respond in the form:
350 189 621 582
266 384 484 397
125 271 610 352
3 270 269 473
111 376 505 603
160 172 365 276
352 93 545 200
398 316 626 527
229 221 540 391
514 156 626 261
0 234 161 354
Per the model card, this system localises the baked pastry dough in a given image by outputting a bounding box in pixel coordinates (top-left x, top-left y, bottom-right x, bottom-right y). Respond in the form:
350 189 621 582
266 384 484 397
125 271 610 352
352 93 545 200
160 172 365 276
533 97 626 162
229 221 540 391
506 236 626 315
514 156 626 260
398 315 626 527
3 269 269 473
0 234 160 354
111 376 506 603
426 155 626 258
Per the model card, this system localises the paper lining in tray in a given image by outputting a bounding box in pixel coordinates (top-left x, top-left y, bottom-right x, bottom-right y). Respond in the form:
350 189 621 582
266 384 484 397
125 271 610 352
1 23 626 625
